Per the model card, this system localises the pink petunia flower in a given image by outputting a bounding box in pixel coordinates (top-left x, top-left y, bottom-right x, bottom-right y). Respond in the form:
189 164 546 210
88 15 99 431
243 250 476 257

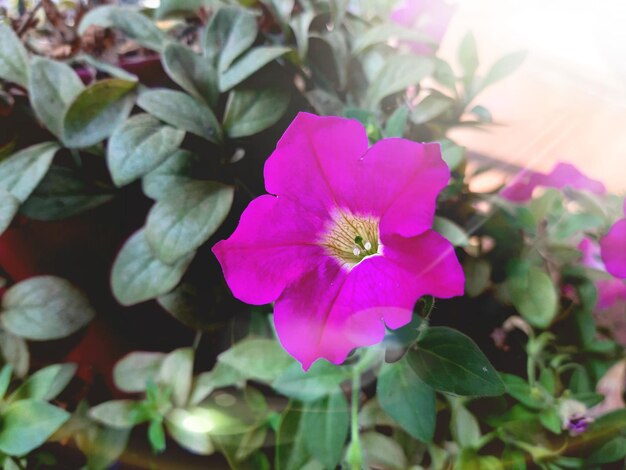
501 162 606 203
390 0 456 55
600 199 626 279
213 113 465 369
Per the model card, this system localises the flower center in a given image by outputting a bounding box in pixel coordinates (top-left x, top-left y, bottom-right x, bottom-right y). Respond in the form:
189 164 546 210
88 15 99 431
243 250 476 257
321 212 381 268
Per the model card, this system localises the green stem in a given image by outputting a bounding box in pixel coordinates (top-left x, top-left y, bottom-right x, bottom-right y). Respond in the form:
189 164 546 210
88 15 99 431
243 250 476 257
347 369 363 470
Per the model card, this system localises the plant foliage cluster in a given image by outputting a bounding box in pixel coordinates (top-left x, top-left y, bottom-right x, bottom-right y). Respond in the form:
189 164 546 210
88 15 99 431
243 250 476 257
0 0 624 468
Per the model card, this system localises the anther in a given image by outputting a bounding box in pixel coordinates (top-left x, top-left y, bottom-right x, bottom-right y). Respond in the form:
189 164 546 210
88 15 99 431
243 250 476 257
364 241 372 251
353 247 361 256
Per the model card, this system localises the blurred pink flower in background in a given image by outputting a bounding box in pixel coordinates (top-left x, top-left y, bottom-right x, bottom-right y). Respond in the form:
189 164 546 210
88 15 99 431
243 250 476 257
213 113 464 369
578 237 626 309
501 162 606 202
600 200 626 279
391 0 457 54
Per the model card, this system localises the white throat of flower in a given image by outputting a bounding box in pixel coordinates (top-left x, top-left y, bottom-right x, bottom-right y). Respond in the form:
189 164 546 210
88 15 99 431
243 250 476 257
321 211 382 269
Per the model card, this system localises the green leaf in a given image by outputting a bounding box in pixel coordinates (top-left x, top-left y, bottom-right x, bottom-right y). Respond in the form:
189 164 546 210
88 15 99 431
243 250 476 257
0 364 12 400
218 338 293 384
29 58 84 138
377 356 436 442
470 104 492 123
219 46 291 92
500 373 545 410
145 179 233 264
148 418 166 453
0 24 29 87
458 32 479 79
78 6 166 51
352 23 434 54
433 216 469 247
89 400 145 429
366 55 434 108
450 401 481 448
141 150 201 201
156 0 206 19
585 436 626 465
410 94 455 125
110 229 194 306
137 89 221 142
223 87 290 138
0 189 19 235
384 106 409 138
158 348 193 407
10 363 76 402
113 352 166 393
63 79 137 148
162 43 218 108
506 261 558 328
539 407 562 434
0 330 29 378
189 361 244 406
361 432 407 470
290 11 315 59
407 327 505 396
19 166 114 221
275 405 311 470
0 142 59 202
158 283 218 331
165 408 214 455
203 7 258 69
464 258 491 297
301 392 349 469
483 51 527 89
433 58 457 91
107 113 186 186
272 361 349 402
79 426 130 470
1 276 95 341
0 400 69 456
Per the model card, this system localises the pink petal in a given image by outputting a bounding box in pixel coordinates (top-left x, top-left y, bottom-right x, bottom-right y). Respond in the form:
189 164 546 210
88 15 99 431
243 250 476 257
578 237 605 271
596 279 626 310
501 162 605 202
600 218 626 279
346 139 449 238
263 113 369 216
212 195 326 305
542 163 606 195
273 230 464 369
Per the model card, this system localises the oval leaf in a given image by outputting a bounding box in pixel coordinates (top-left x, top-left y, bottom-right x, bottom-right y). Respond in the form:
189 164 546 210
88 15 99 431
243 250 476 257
0 189 19 235
89 400 144 428
145 180 234 264
113 351 166 393
10 363 76 402
162 43 218 108
272 361 349 402
507 261 558 328
218 338 294 384
377 356 436 442
223 87 290 138
202 6 258 68
218 46 291 92
0 142 59 202
107 113 186 186
366 55 434 108
0 400 69 456
407 326 505 396
301 392 349 469
1 276 95 341
141 150 201 201
111 229 194 306
137 89 221 142
63 79 137 148
19 166 114 221
0 24 29 87
29 57 85 138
